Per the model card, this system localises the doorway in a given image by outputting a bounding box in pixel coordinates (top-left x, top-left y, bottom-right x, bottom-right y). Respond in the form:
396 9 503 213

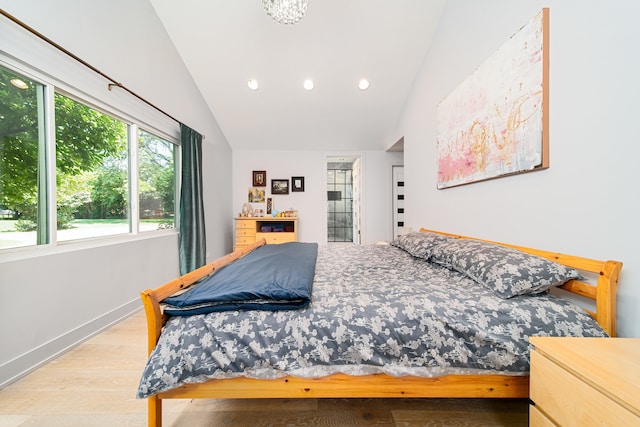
327 156 361 243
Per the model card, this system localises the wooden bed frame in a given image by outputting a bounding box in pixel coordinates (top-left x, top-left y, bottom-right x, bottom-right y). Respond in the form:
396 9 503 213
140 229 622 427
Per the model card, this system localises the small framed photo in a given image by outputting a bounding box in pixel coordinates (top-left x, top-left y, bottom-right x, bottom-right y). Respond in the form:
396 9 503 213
292 176 305 192
252 170 266 187
271 179 289 195
248 187 265 203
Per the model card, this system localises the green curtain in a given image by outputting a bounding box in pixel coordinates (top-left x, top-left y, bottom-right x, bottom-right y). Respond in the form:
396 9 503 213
178 123 206 275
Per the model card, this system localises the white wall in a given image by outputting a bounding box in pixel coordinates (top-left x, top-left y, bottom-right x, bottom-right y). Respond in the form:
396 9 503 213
0 0 233 386
233 150 403 245
397 0 640 337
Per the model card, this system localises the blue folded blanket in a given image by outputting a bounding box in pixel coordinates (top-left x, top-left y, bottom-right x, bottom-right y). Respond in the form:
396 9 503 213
163 242 318 315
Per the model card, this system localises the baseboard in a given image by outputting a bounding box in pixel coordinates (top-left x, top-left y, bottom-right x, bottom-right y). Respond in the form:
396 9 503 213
0 298 141 389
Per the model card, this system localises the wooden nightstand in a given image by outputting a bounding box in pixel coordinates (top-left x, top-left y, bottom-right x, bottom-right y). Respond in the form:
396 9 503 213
529 336 640 426
234 217 298 250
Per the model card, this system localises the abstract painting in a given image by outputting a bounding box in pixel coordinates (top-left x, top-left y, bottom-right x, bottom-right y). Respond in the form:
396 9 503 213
436 9 549 189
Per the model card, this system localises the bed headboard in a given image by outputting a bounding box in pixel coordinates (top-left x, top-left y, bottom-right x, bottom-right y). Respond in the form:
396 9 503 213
419 229 622 337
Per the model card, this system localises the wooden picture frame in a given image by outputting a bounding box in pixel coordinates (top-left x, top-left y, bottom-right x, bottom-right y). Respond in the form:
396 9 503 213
291 176 305 192
253 171 266 187
271 179 289 195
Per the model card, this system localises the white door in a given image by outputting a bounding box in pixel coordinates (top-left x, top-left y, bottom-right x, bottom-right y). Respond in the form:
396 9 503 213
392 165 405 239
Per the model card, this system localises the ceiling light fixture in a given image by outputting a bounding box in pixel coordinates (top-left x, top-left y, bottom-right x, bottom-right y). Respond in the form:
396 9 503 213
358 79 370 91
10 78 29 90
303 79 314 91
247 79 259 90
263 0 309 25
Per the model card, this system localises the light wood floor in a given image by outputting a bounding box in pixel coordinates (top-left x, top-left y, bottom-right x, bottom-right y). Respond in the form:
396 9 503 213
0 310 529 426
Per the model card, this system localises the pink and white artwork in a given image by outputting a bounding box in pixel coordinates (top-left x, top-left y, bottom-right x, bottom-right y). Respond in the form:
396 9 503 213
436 9 549 189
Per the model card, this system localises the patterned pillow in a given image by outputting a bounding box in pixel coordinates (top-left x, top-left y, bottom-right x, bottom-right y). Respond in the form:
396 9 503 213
429 238 584 298
391 231 455 259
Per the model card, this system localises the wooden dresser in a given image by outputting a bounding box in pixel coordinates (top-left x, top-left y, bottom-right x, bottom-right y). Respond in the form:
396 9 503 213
529 336 640 426
234 217 298 250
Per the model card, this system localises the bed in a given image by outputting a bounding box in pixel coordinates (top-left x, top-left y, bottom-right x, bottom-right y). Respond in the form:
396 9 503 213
138 229 622 427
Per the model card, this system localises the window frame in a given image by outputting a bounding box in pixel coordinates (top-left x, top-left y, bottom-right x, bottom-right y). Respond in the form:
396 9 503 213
0 56 180 259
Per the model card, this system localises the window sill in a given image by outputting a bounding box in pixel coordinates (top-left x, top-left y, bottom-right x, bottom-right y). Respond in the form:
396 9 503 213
0 229 178 263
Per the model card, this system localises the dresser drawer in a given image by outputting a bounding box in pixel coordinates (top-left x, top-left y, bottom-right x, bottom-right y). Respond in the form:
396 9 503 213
235 219 256 229
235 228 256 238
256 232 296 245
235 236 256 246
529 404 556 427
530 350 638 426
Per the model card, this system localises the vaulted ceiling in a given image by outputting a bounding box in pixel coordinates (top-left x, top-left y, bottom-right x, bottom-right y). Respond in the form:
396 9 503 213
150 1 447 151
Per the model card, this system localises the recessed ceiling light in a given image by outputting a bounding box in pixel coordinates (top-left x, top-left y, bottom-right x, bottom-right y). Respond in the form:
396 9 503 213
358 79 370 91
303 79 314 91
247 79 259 90
10 78 29 90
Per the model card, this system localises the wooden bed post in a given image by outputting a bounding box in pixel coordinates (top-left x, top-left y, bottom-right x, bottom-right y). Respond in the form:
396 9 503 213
141 288 164 354
596 260 622 337
148 395 161 427
141 286 164 427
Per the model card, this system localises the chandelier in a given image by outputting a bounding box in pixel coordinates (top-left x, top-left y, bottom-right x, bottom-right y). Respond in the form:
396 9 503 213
262 0 309 25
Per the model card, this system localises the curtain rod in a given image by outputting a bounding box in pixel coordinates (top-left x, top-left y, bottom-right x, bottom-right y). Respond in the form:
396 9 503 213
0 8 204 139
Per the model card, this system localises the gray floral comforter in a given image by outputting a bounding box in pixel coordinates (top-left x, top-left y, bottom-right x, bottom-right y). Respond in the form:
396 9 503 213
137 244 607 398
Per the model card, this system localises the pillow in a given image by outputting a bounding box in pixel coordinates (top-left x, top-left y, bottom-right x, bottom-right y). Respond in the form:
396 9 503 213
429 238 584 298
391 231 455 259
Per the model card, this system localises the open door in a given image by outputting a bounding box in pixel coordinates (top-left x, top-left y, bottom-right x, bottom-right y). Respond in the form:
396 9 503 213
352 157 361 245
327 156 361 243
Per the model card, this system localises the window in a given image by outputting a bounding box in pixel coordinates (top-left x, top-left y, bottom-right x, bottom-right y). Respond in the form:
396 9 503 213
0 62 178 251
55 93 130 241
138 130 176 231
0 65 47 249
